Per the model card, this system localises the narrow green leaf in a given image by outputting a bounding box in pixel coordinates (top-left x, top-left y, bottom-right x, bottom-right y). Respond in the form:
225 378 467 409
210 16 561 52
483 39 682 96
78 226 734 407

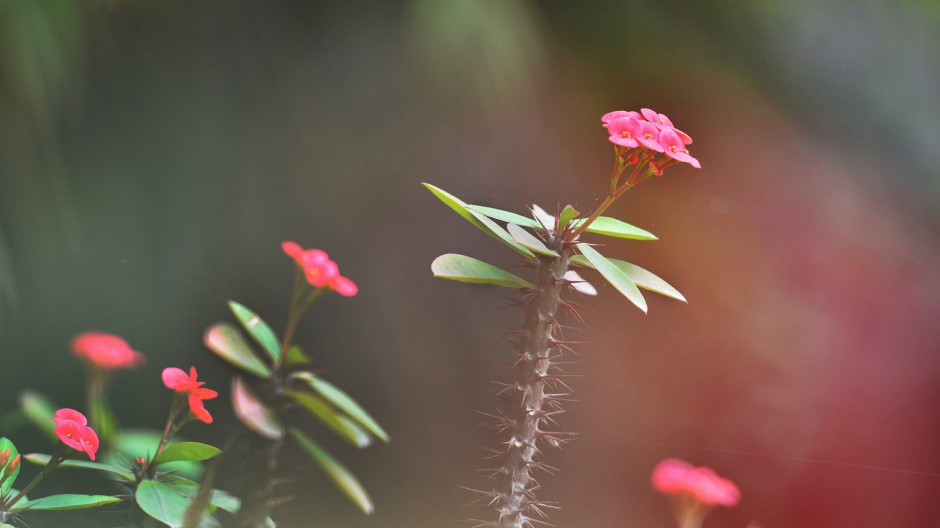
573 216 657 240
431 253 534 289
574 244 647 313
423 183 535 259
136 480 190 528
24 453 134 481
0 437 20 498
19 391 57 440
228 301 281 365
288 427 374 515
506 224 558 257
294 372 389 443
2 523 15 527
11 493 122 511
557 205 580 231
154 443 221 467
286 391 372 448
570 255 686 302
232 378 284 440
204 323 272 379
465 205 540 228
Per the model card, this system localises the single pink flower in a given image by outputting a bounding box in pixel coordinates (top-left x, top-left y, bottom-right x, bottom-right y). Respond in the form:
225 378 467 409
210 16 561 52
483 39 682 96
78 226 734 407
282 241 340 287
651 458 740 507
601 110 642 126
607 116 641 148
51 408 99 460
635 120 665 152
641 108 675 128
162 367 218 424
71 332 144 370
659 128 701 168
329 275 359 297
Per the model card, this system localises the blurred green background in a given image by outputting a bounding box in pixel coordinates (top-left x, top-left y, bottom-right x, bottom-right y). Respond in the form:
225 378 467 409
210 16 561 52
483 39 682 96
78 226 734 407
1 1 938 527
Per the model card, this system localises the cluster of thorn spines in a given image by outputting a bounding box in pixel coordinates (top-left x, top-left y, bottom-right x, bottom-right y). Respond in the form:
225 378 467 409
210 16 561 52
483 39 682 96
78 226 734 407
471 245 578 528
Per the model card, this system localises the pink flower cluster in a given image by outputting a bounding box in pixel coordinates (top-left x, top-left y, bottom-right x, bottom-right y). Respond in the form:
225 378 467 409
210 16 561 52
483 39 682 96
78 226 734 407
71 332 144 370
651 458 740 506
602 108 700 172
52 409 99 461
282 241 358 297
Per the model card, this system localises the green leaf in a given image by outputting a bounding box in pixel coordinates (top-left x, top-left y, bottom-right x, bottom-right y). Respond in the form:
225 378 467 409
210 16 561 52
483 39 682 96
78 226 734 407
0 437 20 498
294 372 389 443
11 493 122 511
465 205 540 228
232 378 284 440
285 391 372 448
19 391 57 440
136 480 190 528
557 205 580 231
423 183 535 259
283 345 311 369
154 443 221 467
573 216 657 240
574 244 647 313
288 427 374 515
228 301 281 366
431 254 534 289
204 323 273 379
24 453 134 481
111 430 202 480
506 224 558 257
161 475 239 514
570 256 686 302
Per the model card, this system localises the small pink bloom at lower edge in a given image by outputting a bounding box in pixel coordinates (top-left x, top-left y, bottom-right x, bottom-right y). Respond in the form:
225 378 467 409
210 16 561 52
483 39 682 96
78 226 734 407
71 332 144 370
651 458 740 507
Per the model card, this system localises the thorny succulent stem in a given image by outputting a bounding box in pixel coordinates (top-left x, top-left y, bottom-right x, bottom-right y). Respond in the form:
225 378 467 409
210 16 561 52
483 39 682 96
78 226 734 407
489 239 572 528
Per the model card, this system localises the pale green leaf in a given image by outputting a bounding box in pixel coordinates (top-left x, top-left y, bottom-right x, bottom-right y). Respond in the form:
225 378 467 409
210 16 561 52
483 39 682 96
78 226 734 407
204 323 272 378
573 216 657 240
431 254 533 289
0 437 19 498
228 301 281 365
465 205 540 228
136 480 190 527
423 183 535 259
154 442 221 467
506 224 558 257
19 391 57 440
294 372 389 443
24 453 134 481
288 427 374 515
286 391 372 448
11 493 121 511
574 244 647 313
557 205 579 231
570 255 685 302
232 378 284 440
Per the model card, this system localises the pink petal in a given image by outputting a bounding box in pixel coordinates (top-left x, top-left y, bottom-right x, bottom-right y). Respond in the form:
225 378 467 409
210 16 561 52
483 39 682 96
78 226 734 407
330 275 359 297
636 121 665 152
80 426 99 461
188 395 213 424
71 332 144 370
607 117 640 148
55 420 86 453
281 241 304 260
162 367 194 391
651 458 694 494
53 408 88 426
640 108 659 122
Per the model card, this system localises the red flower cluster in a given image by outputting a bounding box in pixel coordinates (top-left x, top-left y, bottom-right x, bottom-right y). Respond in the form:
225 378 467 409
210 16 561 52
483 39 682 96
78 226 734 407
282 241 358 297
71 332 144 370
651 458 740 506
52 409 99 461
162 367 218 424
602 108 700 172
